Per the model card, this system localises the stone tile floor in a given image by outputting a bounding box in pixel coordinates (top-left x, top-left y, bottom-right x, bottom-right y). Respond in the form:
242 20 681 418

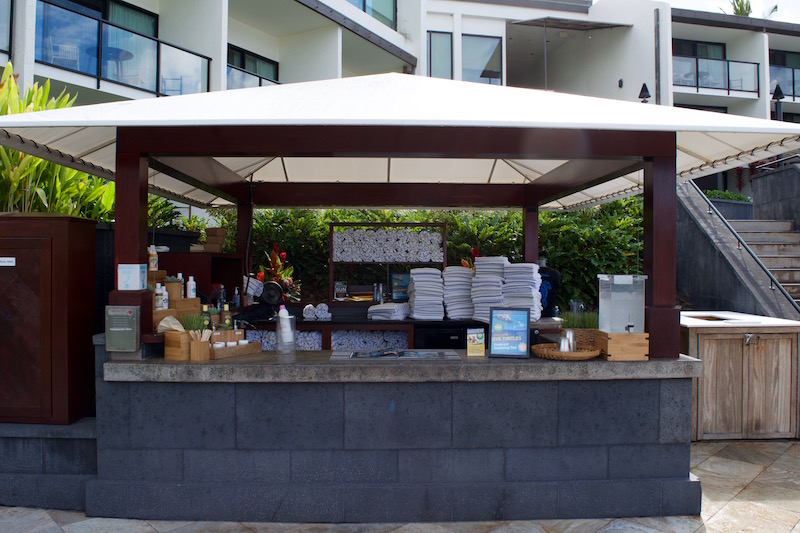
3 441 800 532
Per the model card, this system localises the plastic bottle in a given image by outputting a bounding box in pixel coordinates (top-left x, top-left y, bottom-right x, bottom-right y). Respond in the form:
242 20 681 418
373 282 378 302
148 245 158 271
186 276 197 298
277 304 295 350
233 287 241 307
161 283 169 309
201 304 210 330
221 304 232 328
154 283 163 310
219 285 226 308
177 272 185 298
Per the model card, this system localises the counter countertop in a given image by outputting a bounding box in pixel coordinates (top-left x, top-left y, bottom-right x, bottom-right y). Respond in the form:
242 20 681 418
104 351 701 383
681 311 800 329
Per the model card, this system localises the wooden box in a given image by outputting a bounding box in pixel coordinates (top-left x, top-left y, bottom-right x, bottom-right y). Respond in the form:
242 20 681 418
205 228 227 237
164 330 190 360
211 342 262 360
203 243 223 253
164 281 182 306
148 269 166 286
153 308 178 331
204 234 226 245
210 330 225 345
190 340 211 361
595 331 649 361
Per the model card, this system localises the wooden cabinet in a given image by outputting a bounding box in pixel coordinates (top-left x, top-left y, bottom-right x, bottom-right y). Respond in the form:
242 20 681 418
0 216 96 424
683 313 799 440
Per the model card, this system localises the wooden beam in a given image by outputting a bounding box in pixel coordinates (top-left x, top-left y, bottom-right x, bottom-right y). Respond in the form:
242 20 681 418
221 182 530 208
524 205 539 263
643 148 680 359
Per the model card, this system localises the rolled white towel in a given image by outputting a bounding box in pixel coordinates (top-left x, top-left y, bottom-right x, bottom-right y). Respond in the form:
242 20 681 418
303 304 317 321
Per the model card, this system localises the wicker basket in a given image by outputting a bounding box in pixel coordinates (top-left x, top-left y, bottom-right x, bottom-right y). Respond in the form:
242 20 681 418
532 343 601 361
568 328 598 347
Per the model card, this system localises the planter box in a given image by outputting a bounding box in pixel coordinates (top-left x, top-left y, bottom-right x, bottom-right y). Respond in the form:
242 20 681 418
710 198 753 220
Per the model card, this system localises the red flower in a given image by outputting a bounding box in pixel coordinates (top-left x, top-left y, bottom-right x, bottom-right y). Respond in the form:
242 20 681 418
280 251 287 262
471 246 480 260
256 271 265 282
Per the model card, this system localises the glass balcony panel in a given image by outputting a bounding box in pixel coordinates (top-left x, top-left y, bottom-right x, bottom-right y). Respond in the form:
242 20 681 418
697 58 727 89
0 0 11 52
35 1 98 75
227 66 260 89
728 61 758 92
673 56 697 86
795 69 800 98
771 65 794 96
462 35 502 85
101 25 156 92
366 0 396 30
160 44 208 95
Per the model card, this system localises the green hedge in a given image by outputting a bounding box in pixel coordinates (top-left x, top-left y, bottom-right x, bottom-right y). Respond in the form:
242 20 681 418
212 198 643 309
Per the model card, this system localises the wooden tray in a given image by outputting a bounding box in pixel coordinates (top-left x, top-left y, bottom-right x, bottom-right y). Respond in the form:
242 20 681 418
211 342 262 360
532 343 600 361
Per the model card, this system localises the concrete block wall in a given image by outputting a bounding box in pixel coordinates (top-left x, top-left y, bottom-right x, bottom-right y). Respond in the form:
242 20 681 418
87 377 700 522
0 418 97 510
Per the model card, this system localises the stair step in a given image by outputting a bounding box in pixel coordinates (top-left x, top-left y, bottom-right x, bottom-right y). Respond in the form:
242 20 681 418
748 243 800 255
760 256 800 269
729 219 794 232
738 231 800 243
782 283 800 298
772 269 800 283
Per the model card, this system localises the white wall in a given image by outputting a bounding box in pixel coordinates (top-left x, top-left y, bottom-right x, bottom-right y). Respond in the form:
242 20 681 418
12 0 36 91
397 0 424 72
280 26 342 83
227 18 281 66
158 0 227 91
728 31 770 118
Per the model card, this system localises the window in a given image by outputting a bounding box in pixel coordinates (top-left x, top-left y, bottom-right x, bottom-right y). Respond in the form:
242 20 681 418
346 0 396 30
0 0 11 53
228 44 278 82
673 39 725 60
462 35 501 85
427 32 452 79
48 0 157 36
770 50 800 68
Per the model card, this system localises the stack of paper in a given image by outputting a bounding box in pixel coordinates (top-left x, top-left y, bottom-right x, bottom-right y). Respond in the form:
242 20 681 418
443 266 475 319
367 302 410 321
474 256 510 278
408 267 444 320
471 275 504 323
502 263 544 321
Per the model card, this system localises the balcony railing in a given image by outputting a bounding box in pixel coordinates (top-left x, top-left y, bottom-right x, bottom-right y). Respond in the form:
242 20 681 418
673 55 759 94
35 0 209 96
226 65 278 90
770 65 800 99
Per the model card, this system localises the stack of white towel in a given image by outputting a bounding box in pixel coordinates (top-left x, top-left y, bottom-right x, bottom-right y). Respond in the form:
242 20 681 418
367 302 411 321
332 228 444 263
471 257 509 322
302 303 332 321
502 263 543 321
443 266 475 319
408 267 445 320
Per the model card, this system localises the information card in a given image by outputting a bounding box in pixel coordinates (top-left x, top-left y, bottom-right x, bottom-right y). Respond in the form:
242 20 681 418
488 307 530 358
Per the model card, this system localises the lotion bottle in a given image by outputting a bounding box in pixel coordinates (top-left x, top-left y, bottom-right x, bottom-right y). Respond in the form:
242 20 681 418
186 276 197 298
277 304 295 352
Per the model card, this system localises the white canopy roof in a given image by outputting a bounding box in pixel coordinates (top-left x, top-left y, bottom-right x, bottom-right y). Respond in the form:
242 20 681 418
0 73 798 210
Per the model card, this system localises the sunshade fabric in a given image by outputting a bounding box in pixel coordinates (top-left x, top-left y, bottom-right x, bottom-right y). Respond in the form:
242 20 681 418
0 73 798 209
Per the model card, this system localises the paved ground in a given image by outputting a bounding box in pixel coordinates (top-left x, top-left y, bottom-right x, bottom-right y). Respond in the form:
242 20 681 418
2 441 800 532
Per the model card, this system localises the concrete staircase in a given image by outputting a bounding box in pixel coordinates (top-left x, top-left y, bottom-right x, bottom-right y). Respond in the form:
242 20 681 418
729 219 800 305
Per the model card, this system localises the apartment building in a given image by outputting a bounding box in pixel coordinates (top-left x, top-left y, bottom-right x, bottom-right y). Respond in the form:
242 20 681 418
2 0 799 118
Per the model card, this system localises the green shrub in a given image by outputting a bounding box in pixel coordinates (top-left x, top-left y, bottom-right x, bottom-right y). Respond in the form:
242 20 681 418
703 189 751 202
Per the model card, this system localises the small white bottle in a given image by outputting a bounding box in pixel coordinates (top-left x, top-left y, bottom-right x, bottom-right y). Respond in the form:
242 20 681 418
154 283 163 310
277 304 295 354
148 245 158 271
186 275 197 298
177 272 185 298
161 283 169 309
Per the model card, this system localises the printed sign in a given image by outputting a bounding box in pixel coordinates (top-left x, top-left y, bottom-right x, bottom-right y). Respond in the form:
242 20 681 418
489 307 530 358
0 257 16 267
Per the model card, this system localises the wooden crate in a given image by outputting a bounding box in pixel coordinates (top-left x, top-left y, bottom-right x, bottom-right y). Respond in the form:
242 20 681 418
204 234 226 245
203 243 223 253
164 281 182 306
163 330 190 361
595 331 649 361
211 342 262 360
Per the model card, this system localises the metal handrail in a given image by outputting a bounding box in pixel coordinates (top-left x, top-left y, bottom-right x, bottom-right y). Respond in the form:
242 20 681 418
687 179 800 314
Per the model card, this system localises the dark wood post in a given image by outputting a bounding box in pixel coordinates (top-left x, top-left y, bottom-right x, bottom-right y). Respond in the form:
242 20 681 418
237 196 253 273
643 151 680 359
108 127 152 336
523 205 539 263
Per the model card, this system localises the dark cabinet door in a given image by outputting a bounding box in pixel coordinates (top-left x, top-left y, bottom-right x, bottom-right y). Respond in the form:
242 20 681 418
0 238 52 420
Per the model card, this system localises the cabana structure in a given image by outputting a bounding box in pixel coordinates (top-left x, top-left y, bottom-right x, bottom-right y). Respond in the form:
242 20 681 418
2 74 800 522
3 73 799 357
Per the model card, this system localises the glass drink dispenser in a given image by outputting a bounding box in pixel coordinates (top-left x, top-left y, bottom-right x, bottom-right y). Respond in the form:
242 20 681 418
597 274 647 334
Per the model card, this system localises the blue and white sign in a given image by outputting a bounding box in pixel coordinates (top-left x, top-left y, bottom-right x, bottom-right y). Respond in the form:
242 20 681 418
489 307 530 358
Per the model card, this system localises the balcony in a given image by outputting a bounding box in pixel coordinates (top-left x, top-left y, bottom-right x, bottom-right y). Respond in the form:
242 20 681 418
673 55 759 94
226 65 278 90
770 65 800 99
35 0 209 96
